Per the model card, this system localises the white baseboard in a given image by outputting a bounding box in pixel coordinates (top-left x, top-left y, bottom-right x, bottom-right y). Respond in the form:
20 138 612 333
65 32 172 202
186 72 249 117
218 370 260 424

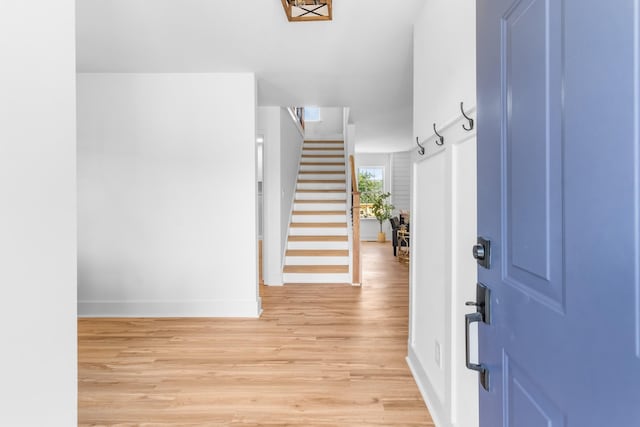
407 345 451 427
256 297 263 317
78 298 262 318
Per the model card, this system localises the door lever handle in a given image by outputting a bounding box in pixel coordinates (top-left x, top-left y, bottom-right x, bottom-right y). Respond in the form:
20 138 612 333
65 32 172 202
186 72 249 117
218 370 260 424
466 283 491 324
465 312 490 391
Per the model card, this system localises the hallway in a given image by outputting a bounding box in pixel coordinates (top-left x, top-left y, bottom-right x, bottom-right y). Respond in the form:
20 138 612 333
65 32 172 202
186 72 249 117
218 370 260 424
78 242 433 426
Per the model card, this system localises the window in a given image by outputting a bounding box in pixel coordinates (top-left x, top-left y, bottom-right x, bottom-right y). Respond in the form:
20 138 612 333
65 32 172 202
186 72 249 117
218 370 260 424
358 166 384 218
304 107 321 122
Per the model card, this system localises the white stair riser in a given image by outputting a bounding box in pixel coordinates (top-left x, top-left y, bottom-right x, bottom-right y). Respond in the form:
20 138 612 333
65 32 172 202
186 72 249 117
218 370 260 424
285 256 350 265
287 241 349 250
302 150 345 156
289 228 347 236
297 183 346 190
283 273 351 284
300 164 345 172
296 192 347 200
294 203 347 211
292 214 347 223
298 174 346 180
303 144 344 149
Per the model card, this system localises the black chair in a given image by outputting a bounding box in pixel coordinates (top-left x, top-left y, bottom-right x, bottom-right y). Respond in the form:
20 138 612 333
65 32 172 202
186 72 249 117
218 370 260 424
389 217 409 256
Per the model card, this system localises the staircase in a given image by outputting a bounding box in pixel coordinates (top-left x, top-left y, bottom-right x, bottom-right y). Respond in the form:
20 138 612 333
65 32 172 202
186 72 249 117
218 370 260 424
282 140 352 284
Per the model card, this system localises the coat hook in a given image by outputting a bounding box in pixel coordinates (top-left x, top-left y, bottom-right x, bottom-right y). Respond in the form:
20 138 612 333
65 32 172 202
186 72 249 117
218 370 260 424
460 102 474 131
415 137 426 155
433 123 444 146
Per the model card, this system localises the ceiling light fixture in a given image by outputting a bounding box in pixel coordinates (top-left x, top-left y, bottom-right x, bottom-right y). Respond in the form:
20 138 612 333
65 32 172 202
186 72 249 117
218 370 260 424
281 0 332 22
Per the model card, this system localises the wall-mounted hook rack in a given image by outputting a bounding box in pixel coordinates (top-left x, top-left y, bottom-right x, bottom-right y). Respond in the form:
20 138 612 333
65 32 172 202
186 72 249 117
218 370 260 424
415 136 426 155
460 102 474 131
433 123 444 146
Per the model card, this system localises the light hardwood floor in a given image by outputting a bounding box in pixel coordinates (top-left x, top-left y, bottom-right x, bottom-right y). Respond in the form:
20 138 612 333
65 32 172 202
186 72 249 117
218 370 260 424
78 242 433 426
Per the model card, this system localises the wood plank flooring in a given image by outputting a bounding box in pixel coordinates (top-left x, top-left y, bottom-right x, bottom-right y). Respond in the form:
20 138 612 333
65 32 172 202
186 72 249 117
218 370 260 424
78 242 432 426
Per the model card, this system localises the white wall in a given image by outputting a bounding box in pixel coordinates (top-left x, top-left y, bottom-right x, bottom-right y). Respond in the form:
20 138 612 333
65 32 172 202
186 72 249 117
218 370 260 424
407 2 479 427
413 0 476 141
280 110 305 253
0 1 77 424
77 73 260 317
391 151 412 212
344 119 356 249
259 107 282 285
257 142 264 238
304 107 344 140
408 129 478 427
258 107 304 286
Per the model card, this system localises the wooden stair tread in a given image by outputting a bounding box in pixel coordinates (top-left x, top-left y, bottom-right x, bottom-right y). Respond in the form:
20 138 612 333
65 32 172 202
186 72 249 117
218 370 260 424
290 222 347 228
302 147 345 151
288 235 348 242
300 172 346 175
296 189 345 193
286 249 349 257
302 154 345 158
292 210 345 215
283 265 349 273
304 140 344 144
299 171 346 174
298 179 346 183
294 199 346 204
301 162 344 166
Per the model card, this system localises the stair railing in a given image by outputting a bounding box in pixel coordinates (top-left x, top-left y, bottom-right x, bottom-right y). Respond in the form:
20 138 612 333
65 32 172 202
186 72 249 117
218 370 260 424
349 155 361 284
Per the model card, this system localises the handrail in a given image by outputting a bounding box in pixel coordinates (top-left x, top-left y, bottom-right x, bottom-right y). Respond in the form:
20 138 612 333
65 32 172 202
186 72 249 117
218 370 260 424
349 155 361 284
349 155 358 193
287 107 305 131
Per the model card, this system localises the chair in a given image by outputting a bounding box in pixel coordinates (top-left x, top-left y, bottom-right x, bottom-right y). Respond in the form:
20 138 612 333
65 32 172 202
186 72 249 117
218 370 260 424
389 217 409 256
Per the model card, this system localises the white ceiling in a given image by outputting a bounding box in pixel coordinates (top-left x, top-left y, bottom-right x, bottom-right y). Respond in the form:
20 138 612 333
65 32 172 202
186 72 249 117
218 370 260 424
76 0 426 152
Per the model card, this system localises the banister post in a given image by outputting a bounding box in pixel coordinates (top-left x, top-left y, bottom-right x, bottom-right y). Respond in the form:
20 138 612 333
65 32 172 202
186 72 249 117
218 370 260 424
352 191 361 285
349 155 361 285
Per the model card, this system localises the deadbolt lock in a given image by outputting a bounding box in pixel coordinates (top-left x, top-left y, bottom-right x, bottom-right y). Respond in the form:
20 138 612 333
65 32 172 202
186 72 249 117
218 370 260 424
472 237 491 269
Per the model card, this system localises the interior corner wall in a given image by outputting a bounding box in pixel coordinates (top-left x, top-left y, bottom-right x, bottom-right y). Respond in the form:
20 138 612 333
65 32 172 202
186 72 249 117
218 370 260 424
77 73 260 317
408 1 478 427
0 1 77 424
258 107 304 286
280 109 305 255
259 106 284 285
346 124 356 160
345 123 356 215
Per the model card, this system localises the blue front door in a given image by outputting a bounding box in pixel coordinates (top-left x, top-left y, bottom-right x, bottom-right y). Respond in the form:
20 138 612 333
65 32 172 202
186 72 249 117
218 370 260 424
476 0 640 425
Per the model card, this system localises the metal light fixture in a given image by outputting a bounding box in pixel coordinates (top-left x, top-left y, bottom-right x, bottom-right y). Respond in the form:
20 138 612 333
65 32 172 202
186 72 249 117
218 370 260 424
281 0 332 22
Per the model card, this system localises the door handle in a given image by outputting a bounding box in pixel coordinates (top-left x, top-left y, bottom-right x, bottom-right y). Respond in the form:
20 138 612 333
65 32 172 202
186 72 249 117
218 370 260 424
465 312 490 391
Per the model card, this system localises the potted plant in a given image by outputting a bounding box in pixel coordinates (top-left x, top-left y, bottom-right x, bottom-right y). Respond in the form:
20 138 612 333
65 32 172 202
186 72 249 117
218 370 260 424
371 192 394 242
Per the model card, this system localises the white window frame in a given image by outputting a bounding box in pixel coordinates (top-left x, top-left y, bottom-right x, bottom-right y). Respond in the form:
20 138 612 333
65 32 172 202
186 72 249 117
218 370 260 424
357 165 386 219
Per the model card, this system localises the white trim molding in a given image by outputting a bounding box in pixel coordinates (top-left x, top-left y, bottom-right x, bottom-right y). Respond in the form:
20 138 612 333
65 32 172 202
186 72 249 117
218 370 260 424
78 298 263 318
407 346 450 427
